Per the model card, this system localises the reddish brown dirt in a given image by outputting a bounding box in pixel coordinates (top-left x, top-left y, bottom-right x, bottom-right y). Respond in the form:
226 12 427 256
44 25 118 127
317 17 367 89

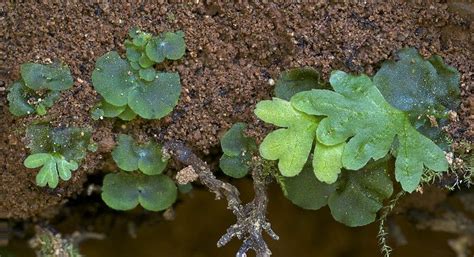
0 2 472 221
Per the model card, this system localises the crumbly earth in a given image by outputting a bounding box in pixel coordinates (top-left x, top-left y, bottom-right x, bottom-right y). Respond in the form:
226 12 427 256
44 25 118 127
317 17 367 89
0 2 472 219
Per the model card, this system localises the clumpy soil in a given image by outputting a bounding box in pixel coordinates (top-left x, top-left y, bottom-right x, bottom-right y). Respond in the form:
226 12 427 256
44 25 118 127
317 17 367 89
0 1 472 224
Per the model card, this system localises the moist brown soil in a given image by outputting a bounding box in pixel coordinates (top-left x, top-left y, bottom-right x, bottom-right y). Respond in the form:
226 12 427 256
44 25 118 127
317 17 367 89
0 2 472 220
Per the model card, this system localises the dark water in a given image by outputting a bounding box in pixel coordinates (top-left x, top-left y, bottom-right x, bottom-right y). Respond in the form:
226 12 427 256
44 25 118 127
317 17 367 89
2 180 456 257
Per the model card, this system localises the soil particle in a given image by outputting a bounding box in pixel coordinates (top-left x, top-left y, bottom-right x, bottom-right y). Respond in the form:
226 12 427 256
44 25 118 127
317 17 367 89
175 165 199 185
0 2 472 218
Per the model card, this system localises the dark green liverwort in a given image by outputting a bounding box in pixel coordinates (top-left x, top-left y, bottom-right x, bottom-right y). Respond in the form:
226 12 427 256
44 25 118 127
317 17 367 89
253 48 459 227
7 62 74 116
91 28 185 120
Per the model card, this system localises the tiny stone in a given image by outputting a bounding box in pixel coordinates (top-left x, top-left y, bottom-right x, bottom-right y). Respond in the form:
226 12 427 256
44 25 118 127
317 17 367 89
175 165 199 185
427 115 438 127
268 79 275 86
448 111 458 122
163 208 176 221
445 152 454 165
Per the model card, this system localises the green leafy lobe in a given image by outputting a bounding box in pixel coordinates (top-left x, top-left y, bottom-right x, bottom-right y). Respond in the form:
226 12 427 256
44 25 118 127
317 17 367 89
284 161 393 227
126 47 141 62
255 98 318 177
117 106 138 121
374 47 460 147
312 142 344 184
292 71 448 192
138 54 154 68
91 100 137 121
127 73 181 119
257 67 344 182
274 67 329 101
92 28 185 120
112 134 168 175
7 81 35 116
219 123 257 178
7 63 73 116
24 153 78 188
92 51 181 120
92 51 135 107
145 31 186 63
26 124 92 163
21 63 73 91
101 172 177 211
374 48 460 119
24 124 91 189
254 98 345 183
283 163 335 211
139 67 156 82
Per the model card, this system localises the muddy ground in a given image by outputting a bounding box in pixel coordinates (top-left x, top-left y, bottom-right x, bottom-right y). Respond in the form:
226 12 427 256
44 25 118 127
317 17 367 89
0 1 473 256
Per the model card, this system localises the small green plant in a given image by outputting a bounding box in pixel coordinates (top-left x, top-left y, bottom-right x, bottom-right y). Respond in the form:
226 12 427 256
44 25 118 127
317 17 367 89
219 123 257 178
373 47 460 147
23 124 92 188
283 159 393 226
7 62 73 116
292 70 448 192
101 172 177 211
254 98 322 176
91 100 137 121
274 67 329 101
255 67 344 183
101 134 177 211
91 28 185 120
24 153 78 189
254 48 460 226
111 134 168 175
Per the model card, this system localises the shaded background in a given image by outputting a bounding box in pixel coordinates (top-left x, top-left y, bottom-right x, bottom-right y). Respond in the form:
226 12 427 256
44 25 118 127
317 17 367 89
3 179 460 257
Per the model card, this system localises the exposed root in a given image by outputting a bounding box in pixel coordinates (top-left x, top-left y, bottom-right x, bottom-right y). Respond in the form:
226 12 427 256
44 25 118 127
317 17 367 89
378 191 405 257
163 140 278 257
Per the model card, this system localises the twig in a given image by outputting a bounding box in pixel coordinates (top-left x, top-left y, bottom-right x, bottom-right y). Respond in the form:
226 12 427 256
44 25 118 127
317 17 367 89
378 191 405 257
163 140 278 257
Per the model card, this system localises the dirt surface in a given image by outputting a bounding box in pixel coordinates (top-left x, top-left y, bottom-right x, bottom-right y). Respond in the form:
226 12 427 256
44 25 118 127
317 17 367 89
0 2 472 220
